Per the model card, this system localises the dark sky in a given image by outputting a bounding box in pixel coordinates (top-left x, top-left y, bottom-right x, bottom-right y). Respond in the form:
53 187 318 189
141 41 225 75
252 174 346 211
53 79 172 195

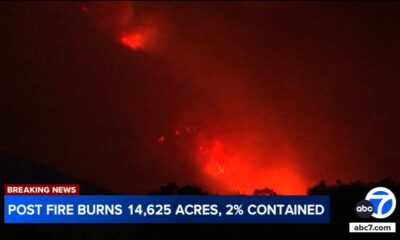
1 2 400 194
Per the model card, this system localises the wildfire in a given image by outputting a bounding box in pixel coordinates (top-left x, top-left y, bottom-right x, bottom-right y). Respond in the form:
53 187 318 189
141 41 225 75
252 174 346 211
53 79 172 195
157 127 307 195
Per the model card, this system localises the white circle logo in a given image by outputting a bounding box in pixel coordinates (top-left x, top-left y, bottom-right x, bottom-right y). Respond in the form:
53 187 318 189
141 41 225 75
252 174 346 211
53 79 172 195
365 187 396 219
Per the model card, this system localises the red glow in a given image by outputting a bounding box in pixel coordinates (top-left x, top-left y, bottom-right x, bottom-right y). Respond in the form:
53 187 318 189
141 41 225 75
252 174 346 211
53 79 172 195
157 135 165 143
203 140 226 176
157 125 308 194
120 33 144 50
89 3 309 195
195 136 307 195
86 3 158 52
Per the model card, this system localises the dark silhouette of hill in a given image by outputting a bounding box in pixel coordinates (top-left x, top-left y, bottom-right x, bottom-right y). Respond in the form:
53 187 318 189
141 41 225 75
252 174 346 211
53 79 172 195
253 187 277 196
149 182 209 195
0 151 112 195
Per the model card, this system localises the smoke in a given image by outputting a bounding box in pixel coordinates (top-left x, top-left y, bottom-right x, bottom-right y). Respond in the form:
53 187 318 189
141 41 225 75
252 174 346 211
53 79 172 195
81 2 310 194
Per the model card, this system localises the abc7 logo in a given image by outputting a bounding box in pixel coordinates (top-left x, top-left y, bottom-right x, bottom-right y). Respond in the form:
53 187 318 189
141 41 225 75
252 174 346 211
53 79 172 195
355 187 396 219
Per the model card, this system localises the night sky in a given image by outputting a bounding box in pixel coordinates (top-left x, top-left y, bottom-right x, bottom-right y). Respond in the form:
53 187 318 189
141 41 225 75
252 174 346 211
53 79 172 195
1 2 400 194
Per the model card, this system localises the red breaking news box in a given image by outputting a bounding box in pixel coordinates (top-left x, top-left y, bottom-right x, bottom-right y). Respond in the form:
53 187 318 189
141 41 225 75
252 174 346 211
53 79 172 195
4 184 80 195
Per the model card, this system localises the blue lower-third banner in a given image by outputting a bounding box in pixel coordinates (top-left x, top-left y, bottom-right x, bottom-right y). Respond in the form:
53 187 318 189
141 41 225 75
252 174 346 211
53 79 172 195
4 195 330 223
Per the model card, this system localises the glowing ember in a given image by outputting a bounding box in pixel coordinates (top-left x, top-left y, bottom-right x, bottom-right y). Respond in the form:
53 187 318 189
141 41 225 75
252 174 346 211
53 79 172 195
120 32 144 50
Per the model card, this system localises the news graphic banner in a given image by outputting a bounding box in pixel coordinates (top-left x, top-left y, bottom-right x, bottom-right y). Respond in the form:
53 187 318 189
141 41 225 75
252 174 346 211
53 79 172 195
4 184 330 223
